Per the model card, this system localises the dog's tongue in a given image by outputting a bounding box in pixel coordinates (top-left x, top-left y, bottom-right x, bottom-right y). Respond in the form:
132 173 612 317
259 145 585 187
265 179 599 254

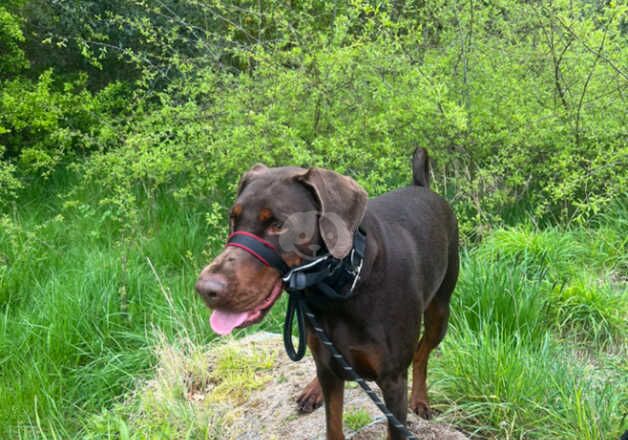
210 309 252 335
209 280 284 335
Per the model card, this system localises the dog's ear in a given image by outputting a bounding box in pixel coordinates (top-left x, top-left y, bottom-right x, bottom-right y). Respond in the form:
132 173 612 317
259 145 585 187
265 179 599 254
297 168 367 258
236 163 268 196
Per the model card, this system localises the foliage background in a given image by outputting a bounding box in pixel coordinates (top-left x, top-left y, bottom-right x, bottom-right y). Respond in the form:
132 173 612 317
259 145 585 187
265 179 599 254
0 1 626 438
2 0 626 233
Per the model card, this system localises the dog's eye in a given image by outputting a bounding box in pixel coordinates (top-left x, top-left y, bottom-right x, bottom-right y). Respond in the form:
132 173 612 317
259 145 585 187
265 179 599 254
268 220 285 233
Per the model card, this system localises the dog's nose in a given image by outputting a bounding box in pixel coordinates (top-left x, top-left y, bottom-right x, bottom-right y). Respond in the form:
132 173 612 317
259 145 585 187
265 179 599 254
195 273 227 303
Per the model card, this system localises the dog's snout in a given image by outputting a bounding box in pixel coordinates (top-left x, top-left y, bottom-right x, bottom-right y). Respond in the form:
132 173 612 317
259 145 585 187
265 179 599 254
195 273 227 302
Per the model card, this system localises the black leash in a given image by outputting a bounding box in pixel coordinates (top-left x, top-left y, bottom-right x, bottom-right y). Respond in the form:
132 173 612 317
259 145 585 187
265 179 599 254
284 292 419 440
283 290 307 361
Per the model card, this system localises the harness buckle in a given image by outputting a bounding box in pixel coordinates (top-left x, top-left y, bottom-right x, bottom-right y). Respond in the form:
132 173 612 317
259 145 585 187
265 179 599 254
348 248 364 294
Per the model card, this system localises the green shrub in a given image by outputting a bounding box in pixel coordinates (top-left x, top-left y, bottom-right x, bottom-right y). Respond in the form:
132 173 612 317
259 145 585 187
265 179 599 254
51 0 623 239
1 1 626 234
0 5 28 76
0 72 129 175
0 146 21 203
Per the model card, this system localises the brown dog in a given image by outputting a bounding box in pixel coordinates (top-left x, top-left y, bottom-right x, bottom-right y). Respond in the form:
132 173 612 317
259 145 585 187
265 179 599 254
195 148 459 440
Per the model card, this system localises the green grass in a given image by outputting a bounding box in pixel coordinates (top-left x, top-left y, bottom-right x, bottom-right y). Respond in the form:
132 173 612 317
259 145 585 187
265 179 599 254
0 177 219 438
344 408 372 431
430 214 627 439
432 327 625 439
1 178 626 438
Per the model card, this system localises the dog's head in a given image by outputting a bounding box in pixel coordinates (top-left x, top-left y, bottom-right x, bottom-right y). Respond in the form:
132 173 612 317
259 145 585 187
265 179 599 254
195 164 367 335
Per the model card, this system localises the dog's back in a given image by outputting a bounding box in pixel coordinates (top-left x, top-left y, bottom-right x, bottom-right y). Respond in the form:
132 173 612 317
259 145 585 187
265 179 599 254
365 148 458 306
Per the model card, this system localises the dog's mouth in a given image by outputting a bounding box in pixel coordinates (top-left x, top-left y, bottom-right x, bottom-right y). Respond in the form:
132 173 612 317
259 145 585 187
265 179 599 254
209 278 283 335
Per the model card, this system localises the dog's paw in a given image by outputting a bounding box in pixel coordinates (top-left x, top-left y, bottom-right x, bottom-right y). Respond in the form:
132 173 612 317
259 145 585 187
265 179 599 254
410 399 432 420
296 377 323 413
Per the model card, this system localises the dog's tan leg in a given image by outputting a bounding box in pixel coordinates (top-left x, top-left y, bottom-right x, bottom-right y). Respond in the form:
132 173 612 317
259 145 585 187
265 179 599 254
319 369 345 440
410 300 450 419
377 372 409 440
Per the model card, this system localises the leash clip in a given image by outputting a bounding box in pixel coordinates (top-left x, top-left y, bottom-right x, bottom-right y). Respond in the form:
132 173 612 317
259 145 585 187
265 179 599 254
281 254 330 286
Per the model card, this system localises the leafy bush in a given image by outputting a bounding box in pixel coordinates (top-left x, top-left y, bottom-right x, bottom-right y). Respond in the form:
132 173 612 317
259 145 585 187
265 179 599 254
0 72 129 173
1 1 626 235
0 146 21 202
0 5 28 76
53 1 625 239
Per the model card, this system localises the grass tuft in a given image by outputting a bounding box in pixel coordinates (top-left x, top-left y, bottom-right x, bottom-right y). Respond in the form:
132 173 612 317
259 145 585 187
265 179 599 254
344 407 372 431
432 327 626 440
548 277 627 348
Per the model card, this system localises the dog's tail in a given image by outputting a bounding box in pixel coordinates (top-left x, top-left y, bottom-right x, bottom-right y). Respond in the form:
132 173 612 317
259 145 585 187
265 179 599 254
412 147 430 188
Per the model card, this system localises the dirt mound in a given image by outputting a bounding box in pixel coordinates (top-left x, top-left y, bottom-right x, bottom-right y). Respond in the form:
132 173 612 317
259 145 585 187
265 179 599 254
209 332 468 440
